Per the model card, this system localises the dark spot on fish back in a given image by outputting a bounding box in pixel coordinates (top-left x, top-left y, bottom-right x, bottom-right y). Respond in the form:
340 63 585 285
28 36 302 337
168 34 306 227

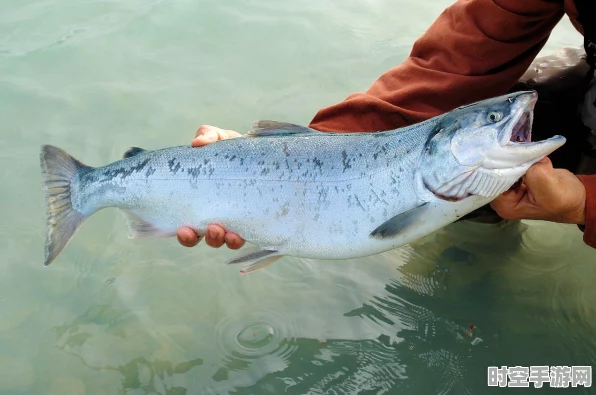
313 157 323 171
168 158 182 174
145 166 156 177
187 167 201 179
341 150 352 172
101 158 150 181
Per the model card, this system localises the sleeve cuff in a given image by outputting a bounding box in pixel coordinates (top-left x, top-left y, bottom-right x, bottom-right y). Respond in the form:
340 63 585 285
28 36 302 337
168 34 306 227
576 175 596 248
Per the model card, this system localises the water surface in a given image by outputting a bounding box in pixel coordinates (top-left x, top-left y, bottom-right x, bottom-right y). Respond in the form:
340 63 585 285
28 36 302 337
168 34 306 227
1 0 595 394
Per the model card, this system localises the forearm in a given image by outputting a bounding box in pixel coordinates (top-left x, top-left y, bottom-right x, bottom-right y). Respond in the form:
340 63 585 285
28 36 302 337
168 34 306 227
309 0 565 133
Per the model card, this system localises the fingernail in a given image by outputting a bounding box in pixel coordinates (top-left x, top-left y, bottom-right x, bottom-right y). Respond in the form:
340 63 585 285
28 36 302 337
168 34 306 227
208 228 216 239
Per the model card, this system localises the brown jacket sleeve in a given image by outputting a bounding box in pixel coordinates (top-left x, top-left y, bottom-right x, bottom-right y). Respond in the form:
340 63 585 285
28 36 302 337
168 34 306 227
577 176 596 248
308 0 566 133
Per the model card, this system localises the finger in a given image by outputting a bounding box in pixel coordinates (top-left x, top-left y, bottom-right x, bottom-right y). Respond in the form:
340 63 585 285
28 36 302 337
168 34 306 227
522 159 559 204
536 156 552 166
192 126 221 147
192 126 242 147
194 124 218 138
205 224 226 248
176 227 201 247
489 184 529 220
221 129 242 140
224 233 245 250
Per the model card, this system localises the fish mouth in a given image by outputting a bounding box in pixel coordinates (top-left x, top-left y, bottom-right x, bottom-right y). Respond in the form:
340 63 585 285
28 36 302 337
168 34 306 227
509 110 532 144
486 92 566 169
504 116 565 163
506 110 532 190
500 92 536 146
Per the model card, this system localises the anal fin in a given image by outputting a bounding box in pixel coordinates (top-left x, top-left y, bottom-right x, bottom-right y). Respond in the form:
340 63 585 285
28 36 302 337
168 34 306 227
227 249 283 274
122 210 171 239
370 202 429 239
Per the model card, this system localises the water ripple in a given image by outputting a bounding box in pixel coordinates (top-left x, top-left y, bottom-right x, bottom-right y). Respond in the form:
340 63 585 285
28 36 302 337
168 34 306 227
306 338 407 395
214 307 299 368
417 349 470 395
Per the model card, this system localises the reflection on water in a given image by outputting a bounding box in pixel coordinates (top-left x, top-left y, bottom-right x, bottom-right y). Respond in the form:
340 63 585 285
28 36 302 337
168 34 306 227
52 304 202 395
2 0 596 393
36 218 596 394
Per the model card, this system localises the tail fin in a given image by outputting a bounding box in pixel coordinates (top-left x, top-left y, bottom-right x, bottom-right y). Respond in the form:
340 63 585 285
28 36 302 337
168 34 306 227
40 145 93 266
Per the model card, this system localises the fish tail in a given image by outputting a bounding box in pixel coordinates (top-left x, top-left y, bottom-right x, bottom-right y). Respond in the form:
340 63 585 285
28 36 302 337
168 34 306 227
40 145 93 266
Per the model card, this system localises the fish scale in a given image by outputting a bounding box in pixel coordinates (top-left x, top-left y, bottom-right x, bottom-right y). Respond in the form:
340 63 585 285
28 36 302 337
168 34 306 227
74 129 428 256
39 91 566 273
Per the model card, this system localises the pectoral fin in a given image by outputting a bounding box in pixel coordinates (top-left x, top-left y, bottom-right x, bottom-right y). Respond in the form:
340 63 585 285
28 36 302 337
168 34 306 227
369 202 429 239
227 249 283 274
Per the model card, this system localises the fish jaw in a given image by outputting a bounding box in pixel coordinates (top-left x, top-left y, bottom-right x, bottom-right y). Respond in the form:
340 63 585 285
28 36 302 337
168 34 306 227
484 135 566 171
485 91 566 170
475 91 566 197
419 91 567 201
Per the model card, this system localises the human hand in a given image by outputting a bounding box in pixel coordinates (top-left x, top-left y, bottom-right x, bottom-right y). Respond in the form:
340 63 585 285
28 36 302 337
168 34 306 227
490 157 586 225
190 124 243 147
176 125 246 249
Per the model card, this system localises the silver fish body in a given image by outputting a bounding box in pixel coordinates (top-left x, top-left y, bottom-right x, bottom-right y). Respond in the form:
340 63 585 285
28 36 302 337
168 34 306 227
40 91 566 272
76 127 429 259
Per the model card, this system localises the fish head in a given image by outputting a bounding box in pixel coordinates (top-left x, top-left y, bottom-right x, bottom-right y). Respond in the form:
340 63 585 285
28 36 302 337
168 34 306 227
419 90 566 201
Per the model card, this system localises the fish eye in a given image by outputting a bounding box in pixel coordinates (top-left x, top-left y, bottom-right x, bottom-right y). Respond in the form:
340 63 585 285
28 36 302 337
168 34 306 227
487 111 502 123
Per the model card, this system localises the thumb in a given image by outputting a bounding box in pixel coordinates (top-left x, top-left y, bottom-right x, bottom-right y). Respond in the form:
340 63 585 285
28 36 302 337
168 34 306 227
522 157 559 201
489 183 527 220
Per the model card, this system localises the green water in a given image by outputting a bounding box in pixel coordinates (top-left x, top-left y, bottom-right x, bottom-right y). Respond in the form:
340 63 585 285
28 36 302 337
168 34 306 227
2 0 595 394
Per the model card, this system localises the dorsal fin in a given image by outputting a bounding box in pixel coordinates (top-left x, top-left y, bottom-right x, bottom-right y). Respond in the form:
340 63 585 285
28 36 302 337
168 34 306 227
123 147 147 159
248 120 319 137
